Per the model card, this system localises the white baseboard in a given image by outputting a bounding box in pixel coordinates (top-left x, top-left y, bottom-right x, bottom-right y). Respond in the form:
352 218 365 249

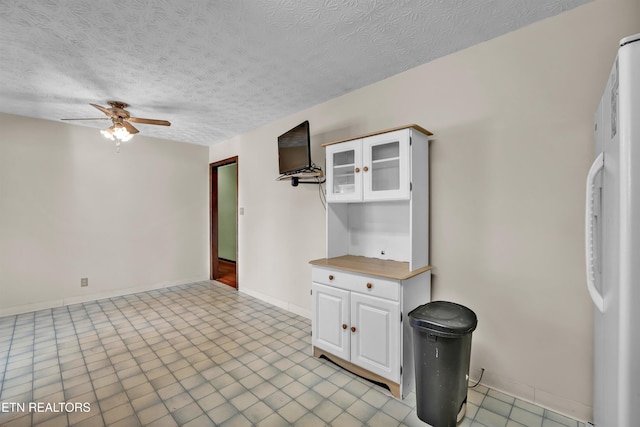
469 368 592 422
239 287 311 319
0 276 209 318
0 299 66 318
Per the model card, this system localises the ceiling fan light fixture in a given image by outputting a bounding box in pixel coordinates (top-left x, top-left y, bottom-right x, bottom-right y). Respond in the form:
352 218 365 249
100 127 115 140
112 124 134 142
100 124 133 152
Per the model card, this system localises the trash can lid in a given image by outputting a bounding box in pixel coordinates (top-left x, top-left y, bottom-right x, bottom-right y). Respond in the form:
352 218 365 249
409 301 477 337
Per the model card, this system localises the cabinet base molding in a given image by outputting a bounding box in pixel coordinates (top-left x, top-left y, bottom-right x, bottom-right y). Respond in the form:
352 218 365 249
313 346 401 399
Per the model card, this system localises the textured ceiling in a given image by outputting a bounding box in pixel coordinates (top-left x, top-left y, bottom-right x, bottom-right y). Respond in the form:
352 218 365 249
0 0 590 146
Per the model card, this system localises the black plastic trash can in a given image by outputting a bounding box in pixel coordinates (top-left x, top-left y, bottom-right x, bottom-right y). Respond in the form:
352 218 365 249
409 301 478 427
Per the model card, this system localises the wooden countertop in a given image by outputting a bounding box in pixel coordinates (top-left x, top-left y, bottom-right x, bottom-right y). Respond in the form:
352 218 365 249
309 255 432 280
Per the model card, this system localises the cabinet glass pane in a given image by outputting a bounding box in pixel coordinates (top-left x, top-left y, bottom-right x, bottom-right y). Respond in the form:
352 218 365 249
371 141 399 161
334 150 354 166
371 142 400 192
333 150 356 195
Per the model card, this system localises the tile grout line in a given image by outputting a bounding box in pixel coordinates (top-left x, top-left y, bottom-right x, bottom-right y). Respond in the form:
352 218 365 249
39 307 63 427
506 397 516 426
72 301 110 427
90 296 121 426
106 294 149 426
0 314 18 400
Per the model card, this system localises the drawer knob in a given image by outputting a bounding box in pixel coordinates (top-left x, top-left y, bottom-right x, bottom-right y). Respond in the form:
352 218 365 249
363 166 369 172
328 275 334 281
355 167 360 173
366 283 373 289
342 324 347 330
351 326 356 333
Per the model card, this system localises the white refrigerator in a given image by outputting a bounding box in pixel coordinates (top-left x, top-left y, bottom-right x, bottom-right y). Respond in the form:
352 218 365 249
587 33 640 427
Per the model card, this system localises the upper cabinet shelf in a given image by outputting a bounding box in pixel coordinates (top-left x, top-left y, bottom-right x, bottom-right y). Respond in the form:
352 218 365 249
324 125 431 203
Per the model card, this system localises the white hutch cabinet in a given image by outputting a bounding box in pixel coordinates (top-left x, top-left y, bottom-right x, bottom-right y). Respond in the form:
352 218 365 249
310 125 432 399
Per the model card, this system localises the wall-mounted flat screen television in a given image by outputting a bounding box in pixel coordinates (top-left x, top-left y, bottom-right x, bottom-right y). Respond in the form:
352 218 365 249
278 120 310 175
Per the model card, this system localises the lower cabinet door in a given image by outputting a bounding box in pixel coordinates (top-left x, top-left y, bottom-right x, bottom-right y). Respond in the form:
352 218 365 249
312 282 350 361
350 292 400 382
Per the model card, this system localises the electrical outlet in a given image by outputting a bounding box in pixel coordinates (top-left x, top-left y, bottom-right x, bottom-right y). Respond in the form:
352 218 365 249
81 278 88 287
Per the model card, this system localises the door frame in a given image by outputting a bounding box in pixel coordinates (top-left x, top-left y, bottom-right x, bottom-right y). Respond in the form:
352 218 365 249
210 156 238 288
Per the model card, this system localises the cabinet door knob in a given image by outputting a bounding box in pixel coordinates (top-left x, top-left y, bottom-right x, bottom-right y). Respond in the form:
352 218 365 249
342 324 347 330
354 167 360 173
366 283 373 289
351 326 357 333
328 275 334 281
363 166 369 172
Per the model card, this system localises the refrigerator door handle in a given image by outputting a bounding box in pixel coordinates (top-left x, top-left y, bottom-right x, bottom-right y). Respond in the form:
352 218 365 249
586 152 605 313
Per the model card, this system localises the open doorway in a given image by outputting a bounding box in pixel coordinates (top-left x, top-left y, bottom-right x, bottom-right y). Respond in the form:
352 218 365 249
210 156 238 288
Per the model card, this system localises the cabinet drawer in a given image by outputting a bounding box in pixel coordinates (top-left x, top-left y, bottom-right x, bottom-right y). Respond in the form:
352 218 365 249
312 267 399 301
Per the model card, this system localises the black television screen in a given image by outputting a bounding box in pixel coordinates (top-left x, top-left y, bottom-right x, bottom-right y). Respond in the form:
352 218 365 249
278 121 310 175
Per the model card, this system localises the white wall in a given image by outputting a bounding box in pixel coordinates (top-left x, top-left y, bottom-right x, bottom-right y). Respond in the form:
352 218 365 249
209 0 640 419
0 113 209 316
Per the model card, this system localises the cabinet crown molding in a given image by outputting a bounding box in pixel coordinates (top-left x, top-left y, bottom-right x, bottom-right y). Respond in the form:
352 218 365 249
321 124 432 147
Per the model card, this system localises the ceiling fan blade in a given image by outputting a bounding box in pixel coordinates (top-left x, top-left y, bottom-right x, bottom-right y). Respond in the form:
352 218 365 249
122 121 139 134
90 103 117 117
61 117 110 121
128 117 171 126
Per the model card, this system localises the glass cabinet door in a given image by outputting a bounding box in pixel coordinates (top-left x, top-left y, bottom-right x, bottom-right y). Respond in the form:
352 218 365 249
371 141 400 192
363 130 410 201
326 139 362 202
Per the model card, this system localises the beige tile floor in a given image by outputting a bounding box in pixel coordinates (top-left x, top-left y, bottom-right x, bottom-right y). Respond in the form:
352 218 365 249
0 281 586 426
